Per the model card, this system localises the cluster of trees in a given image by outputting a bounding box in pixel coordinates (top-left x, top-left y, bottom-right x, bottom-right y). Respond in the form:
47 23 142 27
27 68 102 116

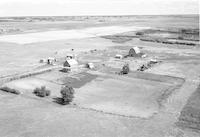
33 85 74 105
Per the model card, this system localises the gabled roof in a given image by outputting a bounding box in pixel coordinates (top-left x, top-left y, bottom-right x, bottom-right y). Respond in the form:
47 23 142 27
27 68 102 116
130 47 140 54
64 59 78 67
48 57 55 60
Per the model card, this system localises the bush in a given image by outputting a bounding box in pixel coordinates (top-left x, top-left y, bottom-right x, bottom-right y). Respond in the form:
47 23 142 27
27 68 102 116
33 86 51 97
60 86 74 105
60 68 70 73
122 64 130 74
0 86 20 95
136 32 144 36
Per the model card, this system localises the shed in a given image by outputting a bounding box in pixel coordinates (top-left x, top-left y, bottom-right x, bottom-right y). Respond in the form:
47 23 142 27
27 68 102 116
86 63 95 69
47 57 56 65
150 59 158 63
39 58 46 63
63 59 78 67
66 54 74 59
115 54 123 59
129 47 141 57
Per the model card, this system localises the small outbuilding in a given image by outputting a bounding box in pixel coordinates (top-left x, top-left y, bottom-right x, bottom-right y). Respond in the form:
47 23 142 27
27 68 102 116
115 54 123 59
66 54 74 60
150 59 158 64
86 62 95 69
141 54 147 58
39 59 46 63
63 59 78 67
128 47 141 57
47 57 56 65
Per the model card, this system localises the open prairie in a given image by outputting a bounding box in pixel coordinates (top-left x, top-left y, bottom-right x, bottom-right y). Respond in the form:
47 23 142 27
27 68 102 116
0 15 199 137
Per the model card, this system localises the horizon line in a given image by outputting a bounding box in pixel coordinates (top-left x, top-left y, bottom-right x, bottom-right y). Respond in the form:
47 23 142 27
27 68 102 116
0 14 199 18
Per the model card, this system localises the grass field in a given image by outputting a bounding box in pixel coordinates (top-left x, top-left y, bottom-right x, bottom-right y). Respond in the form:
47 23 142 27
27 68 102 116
0 15 199 137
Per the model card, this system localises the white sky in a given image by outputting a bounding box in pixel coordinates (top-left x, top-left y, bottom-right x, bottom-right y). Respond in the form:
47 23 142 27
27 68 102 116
0 0 199 16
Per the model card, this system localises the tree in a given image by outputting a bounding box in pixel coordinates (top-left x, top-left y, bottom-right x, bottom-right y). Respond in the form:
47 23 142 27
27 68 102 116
60 86 74 104
122 64 130 74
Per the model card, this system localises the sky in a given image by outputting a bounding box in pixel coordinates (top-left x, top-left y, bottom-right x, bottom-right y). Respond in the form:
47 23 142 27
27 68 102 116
0 0 199 16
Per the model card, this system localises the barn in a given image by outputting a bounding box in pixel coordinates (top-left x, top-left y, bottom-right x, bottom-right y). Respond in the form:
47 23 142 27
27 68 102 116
128 47 141 57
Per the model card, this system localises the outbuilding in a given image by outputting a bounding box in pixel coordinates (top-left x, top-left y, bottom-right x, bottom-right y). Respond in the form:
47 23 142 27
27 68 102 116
86 62 95 69
47 57 56 65
66 54 74 59
115 54 123 59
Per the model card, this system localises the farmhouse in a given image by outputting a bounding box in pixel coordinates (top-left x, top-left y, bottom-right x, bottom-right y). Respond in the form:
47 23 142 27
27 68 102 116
63 59 78 67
